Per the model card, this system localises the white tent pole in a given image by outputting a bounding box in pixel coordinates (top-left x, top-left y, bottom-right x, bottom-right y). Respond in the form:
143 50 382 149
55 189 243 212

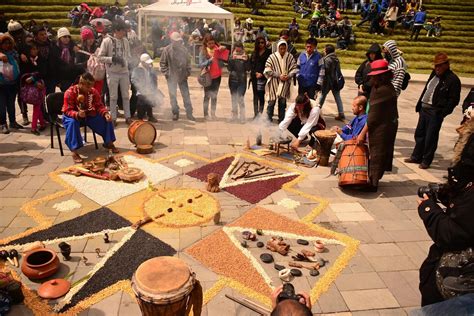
144 13 148 50
138 12 142 41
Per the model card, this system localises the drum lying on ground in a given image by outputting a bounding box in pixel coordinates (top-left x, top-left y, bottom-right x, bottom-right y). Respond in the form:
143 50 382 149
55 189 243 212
131 256 199 316
338 139 369 187
128 121 157 146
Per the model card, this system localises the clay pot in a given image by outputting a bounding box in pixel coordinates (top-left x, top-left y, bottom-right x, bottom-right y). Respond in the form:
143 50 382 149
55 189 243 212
21 248 59 280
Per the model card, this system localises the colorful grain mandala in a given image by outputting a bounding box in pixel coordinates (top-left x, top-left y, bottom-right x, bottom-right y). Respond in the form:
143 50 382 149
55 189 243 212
0 151 359 315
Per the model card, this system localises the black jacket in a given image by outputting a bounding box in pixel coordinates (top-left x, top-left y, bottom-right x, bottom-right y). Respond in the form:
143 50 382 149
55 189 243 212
49 40 82 82
20 57 47 80
322 52 341 93
355 43 382 96
228 55 249 86
418 180 474 306
250 48 271 81
416 69 461 117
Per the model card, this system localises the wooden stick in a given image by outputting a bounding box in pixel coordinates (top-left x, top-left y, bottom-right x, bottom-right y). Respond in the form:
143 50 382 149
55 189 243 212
192 211 204 218
243 298 271 314
233 161 247 176
225 294 269 316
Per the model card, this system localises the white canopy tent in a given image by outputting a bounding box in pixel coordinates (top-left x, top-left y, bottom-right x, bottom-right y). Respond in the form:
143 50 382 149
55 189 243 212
137 0 234 44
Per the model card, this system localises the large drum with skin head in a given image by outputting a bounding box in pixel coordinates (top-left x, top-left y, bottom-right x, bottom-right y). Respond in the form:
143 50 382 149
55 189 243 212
338 139 369 187
131 256 202 316
128 121 157 146
314 130 337 166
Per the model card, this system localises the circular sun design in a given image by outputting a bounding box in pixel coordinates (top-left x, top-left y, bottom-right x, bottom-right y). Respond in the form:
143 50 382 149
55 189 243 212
143 189 221 227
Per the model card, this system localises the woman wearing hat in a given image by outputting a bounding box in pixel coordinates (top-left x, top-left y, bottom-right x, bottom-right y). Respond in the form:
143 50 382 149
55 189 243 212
356 59 398 191
50 27 81 92
76 28 104 94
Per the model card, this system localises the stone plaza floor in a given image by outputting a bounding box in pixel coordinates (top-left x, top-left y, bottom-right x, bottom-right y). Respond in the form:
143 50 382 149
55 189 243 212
0 73 472 316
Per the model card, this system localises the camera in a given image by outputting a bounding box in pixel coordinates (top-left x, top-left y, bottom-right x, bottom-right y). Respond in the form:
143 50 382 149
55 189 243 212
277 283 302 303
418 182 448 202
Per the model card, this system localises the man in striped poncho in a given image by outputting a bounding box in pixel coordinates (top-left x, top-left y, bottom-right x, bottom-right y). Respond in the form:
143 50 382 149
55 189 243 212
264 39 298 123
382 40 407 97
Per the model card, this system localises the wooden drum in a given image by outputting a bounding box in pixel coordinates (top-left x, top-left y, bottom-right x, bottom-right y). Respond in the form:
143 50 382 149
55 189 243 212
314 130 337 166
338 139 369 187
128 121 157 146
132 256 202 316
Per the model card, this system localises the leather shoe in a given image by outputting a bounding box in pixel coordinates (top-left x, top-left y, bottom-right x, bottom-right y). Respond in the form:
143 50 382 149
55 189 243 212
10 122 24 129
172 113 179 121
404 158 421 164
335 115 345 122
419 163 430 169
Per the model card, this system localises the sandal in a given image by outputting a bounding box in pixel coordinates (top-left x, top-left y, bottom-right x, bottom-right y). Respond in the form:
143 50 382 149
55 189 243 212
110 146 119 154
72 153 83 164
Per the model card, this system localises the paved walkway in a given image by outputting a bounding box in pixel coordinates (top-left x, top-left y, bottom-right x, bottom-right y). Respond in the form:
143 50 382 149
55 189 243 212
0 73 471 316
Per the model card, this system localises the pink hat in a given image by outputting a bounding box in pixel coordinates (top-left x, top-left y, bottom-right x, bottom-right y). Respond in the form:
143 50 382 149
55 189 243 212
368 59 390 76
81 28 94 41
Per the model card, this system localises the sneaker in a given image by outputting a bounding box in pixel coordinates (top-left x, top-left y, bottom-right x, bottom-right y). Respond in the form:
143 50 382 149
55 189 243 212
211 114 218 120
31 129 40 136
148 116 158 123
1 125 10 134
186 114 196 122
10 122 24 129
125 118 133 125
172 113 179 121
22 116 30 126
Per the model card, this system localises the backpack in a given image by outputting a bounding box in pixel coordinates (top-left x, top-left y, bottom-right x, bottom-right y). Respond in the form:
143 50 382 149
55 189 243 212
79 50 106 81
401 72 411 90
335 60 345 90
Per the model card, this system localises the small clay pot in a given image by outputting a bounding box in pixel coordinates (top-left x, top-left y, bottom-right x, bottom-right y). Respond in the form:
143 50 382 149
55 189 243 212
21 248 59 280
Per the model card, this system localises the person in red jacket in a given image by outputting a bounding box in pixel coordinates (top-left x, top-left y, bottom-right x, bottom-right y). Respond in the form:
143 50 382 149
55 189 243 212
62 72 117 163
198 34 229 120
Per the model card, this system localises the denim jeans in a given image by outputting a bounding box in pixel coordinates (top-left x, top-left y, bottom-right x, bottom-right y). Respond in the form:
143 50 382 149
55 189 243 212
167 79 193 116
251 80 265 117
230 81 246 119
319 89 344 115
411 108 444 166
107 72 131 120
0 84 17 126
203 77 221 117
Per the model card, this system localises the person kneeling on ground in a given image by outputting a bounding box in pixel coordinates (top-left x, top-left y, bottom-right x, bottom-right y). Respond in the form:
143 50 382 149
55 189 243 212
279 93 325 152
131 53 159 122
271 285 312 316
62 73 118 163
333 95 368 143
